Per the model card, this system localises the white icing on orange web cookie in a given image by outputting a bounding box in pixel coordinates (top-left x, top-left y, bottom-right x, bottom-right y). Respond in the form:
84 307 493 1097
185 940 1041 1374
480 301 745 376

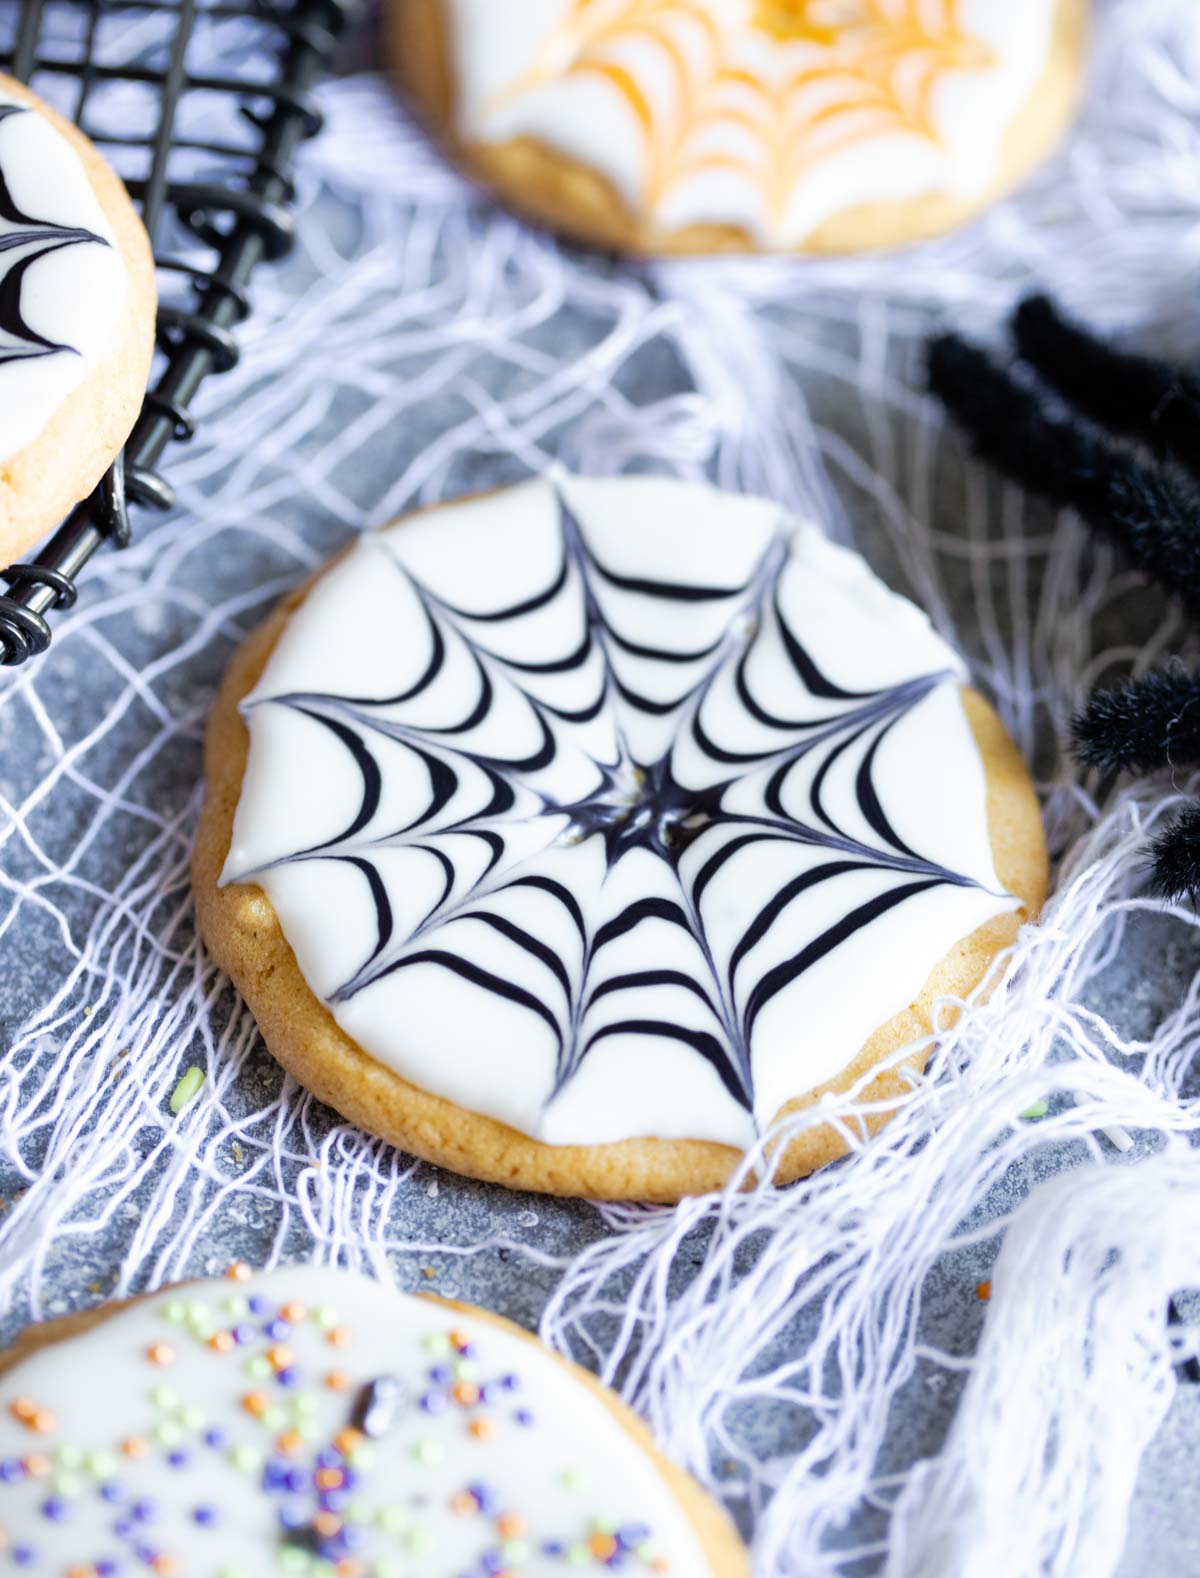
442 0 1059 245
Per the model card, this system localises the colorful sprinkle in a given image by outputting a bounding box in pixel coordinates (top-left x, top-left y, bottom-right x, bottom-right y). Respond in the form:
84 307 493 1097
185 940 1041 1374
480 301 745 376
168 1066 205 1115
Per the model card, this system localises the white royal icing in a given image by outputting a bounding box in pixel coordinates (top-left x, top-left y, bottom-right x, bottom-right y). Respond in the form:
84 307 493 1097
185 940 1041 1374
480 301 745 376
438 0 1059 246
222 476 1020 1151
0 1265 712 1572
0 93 126 466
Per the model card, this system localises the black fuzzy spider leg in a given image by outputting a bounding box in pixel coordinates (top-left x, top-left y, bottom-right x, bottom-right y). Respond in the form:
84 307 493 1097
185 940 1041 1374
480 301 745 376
927 333 1200 616
1151 804 1200 903
1013 295 1200 478
1075 667 1200 775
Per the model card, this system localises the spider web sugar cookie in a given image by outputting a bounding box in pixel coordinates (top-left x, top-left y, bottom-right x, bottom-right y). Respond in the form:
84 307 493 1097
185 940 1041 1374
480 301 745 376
0 74 155 567
392 0 1087 254
193 476 1047 1201
0 1265 748 1574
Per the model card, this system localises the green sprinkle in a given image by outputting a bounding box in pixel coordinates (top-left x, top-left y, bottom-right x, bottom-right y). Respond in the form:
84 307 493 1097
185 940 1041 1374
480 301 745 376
163 1301 187 1325
561 1468 585 1491
53 1472 82 1498
279 1551 308 1574
169 1066 205 1115
178 1405 206 1431
567 1544 590 1567
56 1445 84 1470
423 1333 451 1357
376 1507 408 1534
293 1392 319 1417
150 1385 179 1410
411 1439 443 1467
246 1356 272 1380
591 1516 617 1534
315 1305 340 1330
349 1442 375 1469
264 1407 287 1432
219 1568 250 1578
404 1529 432 1555
1019 1099 1049 1120
503 1540 532 1562
86 1451 116 1479
453 1358 480 1382
230 1444 263 1474
375 1564 405 1578
224 1295 249 1319
155 1422 182 1448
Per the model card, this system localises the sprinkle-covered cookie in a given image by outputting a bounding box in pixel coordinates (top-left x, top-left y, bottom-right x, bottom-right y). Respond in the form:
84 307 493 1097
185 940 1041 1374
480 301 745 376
0 1265 747 1574
392 0 1086 254
0 74 155 568
193 476 1047 1199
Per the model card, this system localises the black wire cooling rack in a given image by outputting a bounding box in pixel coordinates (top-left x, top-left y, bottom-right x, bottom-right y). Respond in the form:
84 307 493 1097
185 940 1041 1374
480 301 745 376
0 0 355 665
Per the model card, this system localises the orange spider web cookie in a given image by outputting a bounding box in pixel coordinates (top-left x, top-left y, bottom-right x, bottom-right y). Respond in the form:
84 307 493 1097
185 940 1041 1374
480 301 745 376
393 0 1087 254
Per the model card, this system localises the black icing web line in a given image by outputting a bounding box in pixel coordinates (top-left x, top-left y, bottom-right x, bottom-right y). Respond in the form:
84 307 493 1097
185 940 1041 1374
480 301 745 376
239 497 998 1122
0 104 110 371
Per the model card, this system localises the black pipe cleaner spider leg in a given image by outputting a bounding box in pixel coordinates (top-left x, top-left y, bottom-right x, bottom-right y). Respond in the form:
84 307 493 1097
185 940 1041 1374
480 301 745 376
927 293 1200 901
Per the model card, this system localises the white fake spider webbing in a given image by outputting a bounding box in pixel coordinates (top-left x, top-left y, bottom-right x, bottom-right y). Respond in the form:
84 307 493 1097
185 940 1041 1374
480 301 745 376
0 2 1198 1575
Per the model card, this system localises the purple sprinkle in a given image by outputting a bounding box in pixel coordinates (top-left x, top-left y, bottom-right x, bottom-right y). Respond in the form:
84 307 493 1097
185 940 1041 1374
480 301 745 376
541 1541 564 1557
275 1366 299 1388
203 1427 228 1450
278 1506 307 1531
316 1449 340 1469
248 1294 269 1314
100 1481 125 1503
283 1468 307 1494
265 1319 290 1342
134 1548 158 1566
131 1499 156 1523
0 1458 24 1483
514 1408 535 1427
428 1365 452 1385
167 1450 190 1469
501 1372 521 1391
40 1497 68 1522
467 1481 497 1514
95 1562 121 1577
482 1552 507 1576
113 1518 134 1538
11 1549 36 1567
341 1526 367 1551
232 1323 257 1346
193 1504 218 1526
618 1523 651 1546
420 1390 448 1415
319 1489 347 1513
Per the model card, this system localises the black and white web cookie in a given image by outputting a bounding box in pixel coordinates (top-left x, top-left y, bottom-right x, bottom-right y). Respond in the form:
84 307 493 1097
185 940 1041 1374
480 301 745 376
194 476 1046 1200
0 74 155 567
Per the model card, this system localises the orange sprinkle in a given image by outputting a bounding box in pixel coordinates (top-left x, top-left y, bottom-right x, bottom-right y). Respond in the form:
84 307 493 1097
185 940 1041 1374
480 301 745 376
29 1410 55 1436
66 1567 92 1578
333 1427 363 1458
976 1280 992 1301
147 1342 175 1366
452 1381 480 1407
325 1369 351 1391
468 1417 495 1441
449 1327 470 1351
22 1454 51 1479
313 1510 342 1537
326 1326 350 1349
315 1466 344 1491
152 1557 180 1577
9 1400 35 1424
451 1491 477 1515
241 1390 269 1419
589 1533 618 1561
496 1512 526 1537
227 1261 252 1282
651 1562 670 1575
208 1331 235 1354
276 1430 304 1457
267 1345 293 1371
121 1435 150 1460
280 1301 307 1325
335 1563 363 1578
